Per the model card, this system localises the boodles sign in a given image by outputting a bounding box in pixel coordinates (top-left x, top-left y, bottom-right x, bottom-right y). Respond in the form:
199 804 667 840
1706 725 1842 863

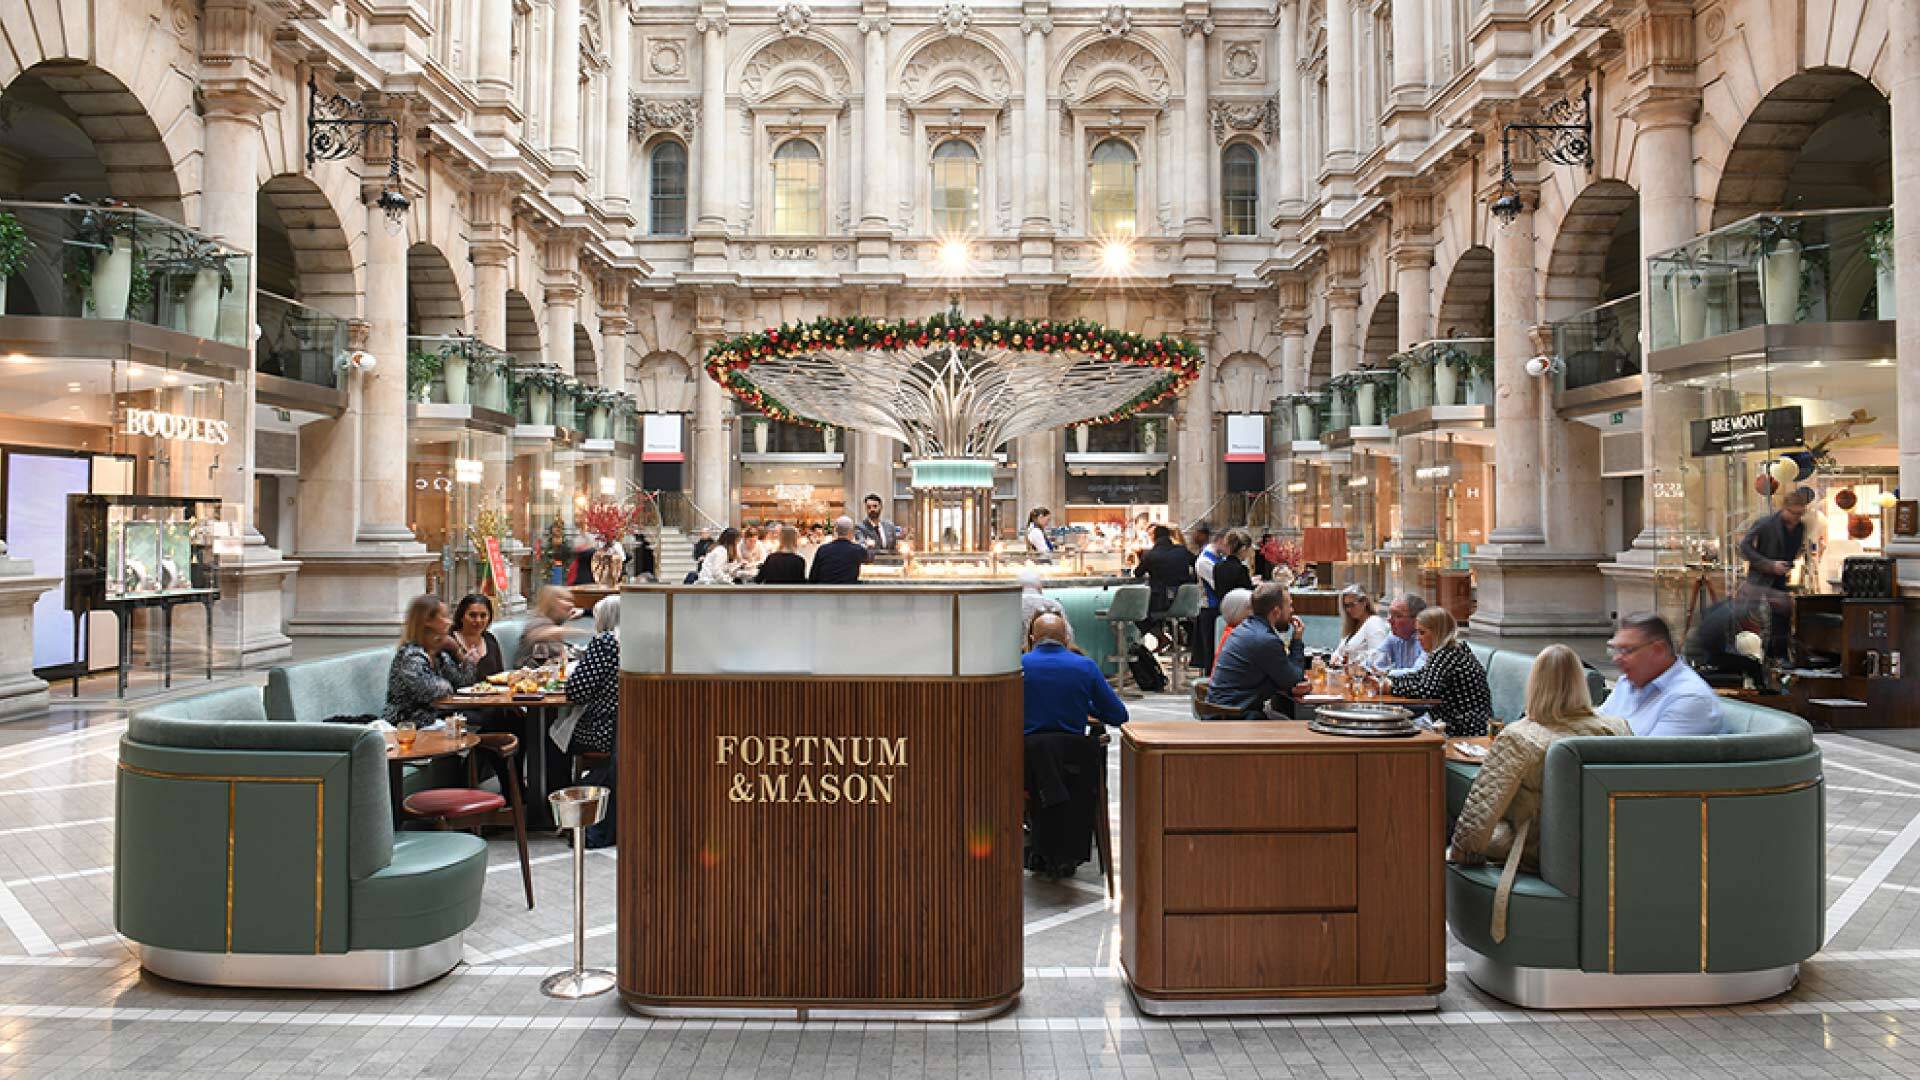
123 408 231 446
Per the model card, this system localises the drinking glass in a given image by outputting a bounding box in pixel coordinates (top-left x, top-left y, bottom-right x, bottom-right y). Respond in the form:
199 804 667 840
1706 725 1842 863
395 721 417 751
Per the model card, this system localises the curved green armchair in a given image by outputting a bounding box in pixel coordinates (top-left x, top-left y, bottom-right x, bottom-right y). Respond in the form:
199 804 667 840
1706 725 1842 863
115 687 487 990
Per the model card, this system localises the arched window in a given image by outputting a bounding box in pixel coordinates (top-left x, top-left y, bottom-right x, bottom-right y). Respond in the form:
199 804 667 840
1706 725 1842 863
771 138 824 236
1088 138 1138 237
930 139 980 234
1221 142 1259 236
649 141 688 236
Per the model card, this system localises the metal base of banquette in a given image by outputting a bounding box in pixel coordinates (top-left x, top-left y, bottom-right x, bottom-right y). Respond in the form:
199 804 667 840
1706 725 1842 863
139 936 464 991
622 991 1021 1023
1465 954 1799 1009
1129 987 1439 1017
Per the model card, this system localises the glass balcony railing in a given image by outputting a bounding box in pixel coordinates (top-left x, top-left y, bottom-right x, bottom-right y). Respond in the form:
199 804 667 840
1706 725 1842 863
554 382 580 432
1646 206 1892 351
407 334 513 411
256 291 345 390
1551 294 1642 392
1388 338 1494 415
0 197 253 347
509 364 566 426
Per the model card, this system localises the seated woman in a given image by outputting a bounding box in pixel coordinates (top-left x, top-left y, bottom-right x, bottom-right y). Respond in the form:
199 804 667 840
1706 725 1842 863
1449 643 1627 941
1215 587 1253 659
561 596 621 848
442 592 505 684
1388 606 1493 736
515 585 576 669
384 594 468 728
697 527 746 584
755 525 808 584
1331 587 1390 666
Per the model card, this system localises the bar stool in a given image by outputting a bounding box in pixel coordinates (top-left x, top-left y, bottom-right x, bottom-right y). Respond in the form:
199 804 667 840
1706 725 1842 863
1161 583 1203 692
403 732 535 908
1095 585 1151 698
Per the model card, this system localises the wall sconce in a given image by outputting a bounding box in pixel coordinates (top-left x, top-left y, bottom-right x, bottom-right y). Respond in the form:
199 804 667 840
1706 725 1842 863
307 75 410 228
1490 85 1593 225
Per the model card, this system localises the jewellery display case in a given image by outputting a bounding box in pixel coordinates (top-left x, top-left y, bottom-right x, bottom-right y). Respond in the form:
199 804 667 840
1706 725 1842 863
65 494 222 696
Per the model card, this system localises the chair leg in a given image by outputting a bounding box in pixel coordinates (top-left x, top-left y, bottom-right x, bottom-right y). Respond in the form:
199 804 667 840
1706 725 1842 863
503 755 535 909
1092 760 1115 899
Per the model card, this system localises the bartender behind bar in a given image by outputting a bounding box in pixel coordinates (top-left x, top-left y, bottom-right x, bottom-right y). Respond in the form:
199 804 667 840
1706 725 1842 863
1737 487 1811 664
855 493 900 553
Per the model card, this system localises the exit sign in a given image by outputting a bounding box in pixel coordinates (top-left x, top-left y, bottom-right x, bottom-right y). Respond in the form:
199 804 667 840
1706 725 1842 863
1610 411 1626 425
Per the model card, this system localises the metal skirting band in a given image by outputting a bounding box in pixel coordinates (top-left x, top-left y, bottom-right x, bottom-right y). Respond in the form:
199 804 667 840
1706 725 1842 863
1465 953 1799 1009
138 936 464 991
1128 988 1440 1017
622 994 1020 1023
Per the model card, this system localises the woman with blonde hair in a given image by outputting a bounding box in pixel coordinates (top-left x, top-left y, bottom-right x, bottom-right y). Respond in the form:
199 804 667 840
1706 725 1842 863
1331 587 1390 665
1449 643 1626 941
383 594 466 728
1387 606 1493 736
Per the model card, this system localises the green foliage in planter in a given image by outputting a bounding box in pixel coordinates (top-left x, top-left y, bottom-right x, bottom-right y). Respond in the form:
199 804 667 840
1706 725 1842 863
406 349 444 398
156 234 236 298
0 212 32 281
61 195 155 312
1866 215 1894 267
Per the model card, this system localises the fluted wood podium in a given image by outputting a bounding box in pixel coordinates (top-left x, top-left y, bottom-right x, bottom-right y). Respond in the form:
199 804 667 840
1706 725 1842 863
615 584 1025 1020
1120 721 1446 1015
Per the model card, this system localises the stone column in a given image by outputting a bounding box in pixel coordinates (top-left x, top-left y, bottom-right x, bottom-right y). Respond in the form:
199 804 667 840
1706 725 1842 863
1389 242 1435 595
1888 0 1920 587
1486 192 1543 546
691 354 731 526
598 279 631 392
859 18 889 229
1328 287 1360 380
545 279 579 381
358 182 417 545
1324 0 1354 172
473 245 509 350
1274 1 1303 217
477 0 514 97
695 17 727 228
1021 17 1050 232
603 0 632 215
1390 0 1425 104
1180 16 1214 234
1176 292 1217 524
550 0 583 170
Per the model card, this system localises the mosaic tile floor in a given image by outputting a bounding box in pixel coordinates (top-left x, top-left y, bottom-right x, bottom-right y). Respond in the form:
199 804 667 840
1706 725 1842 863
2 690 1919 1077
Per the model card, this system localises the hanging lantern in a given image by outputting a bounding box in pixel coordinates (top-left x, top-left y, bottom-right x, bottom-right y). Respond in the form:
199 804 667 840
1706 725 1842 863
1767 457 1799 491
1835 488 1858 511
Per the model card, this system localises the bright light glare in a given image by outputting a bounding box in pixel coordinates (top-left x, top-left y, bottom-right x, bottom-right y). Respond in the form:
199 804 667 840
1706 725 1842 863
1099 240 1134 273
937 240 969 273
599 476 617 495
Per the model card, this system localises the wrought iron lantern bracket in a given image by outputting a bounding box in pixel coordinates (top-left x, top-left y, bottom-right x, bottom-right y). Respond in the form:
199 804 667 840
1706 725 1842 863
306 75 410 224
1490 85 1593 224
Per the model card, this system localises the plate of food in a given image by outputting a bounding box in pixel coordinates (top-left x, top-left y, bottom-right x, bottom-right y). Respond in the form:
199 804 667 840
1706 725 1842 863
1301 693 1345 704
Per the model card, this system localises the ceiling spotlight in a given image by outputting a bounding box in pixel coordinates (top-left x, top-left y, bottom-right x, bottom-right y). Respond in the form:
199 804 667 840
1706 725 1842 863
936 239 969 273
161 372 180 385
1099 239 1134 274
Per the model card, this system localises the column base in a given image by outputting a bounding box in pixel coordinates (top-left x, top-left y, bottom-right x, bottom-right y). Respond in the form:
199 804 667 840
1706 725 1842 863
215 548 300 669
288 548 439 639
1466 548 1613 638
1597 548 1663 623
0 561 55 722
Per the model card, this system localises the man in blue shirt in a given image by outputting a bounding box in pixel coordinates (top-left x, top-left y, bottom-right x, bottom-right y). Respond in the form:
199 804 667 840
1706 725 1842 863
1368 594 1429 675
1598 612 1725 736
1207 583 1310 719
1022 613 1129 736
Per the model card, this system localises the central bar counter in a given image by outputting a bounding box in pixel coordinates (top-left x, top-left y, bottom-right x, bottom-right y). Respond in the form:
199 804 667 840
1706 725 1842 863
615 584 1026 1020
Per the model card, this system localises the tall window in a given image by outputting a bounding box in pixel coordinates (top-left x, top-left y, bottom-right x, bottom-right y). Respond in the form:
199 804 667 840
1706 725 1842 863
1221 143 1259 236
649 141 688 235
771 138 824 235
929 139 980 233
1088 138 1138 236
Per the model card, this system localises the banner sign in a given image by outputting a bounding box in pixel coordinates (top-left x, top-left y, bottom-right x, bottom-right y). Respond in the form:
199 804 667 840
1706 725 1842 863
484 537 510 595
1224 414 1267 463
642 414 684 462
1688 406 1803 457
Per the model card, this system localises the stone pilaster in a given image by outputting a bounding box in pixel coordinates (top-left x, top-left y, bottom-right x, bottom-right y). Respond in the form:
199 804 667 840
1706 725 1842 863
1888 0 1920 589
0 547 55 720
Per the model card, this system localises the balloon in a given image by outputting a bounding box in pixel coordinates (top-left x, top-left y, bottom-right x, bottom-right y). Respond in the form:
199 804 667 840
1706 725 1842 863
1768 458 1799 491
1835 488 1858 511
1879 492 1899 509
1788 452 1817 480
1755 474 1778 497
1794 485 1818 504
1848 514 1875 540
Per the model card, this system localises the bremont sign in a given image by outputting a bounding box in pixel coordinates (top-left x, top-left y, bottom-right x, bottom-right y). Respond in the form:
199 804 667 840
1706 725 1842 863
716 733 905 805
1688 406 1802 457
123 408 231 446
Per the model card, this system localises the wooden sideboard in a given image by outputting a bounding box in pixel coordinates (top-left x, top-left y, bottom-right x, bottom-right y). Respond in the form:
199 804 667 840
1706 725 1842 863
1119 721 1446 1015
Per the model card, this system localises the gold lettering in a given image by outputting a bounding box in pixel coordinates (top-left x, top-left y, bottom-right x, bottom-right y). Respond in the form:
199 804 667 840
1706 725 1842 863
817 773 841 803
757 774 788 802
822 737 844 767
767 735 791 766
716 735 738 766
740 737 765 766
792 774 817 803
851 738 871 767
869 774 893 804
876 737 908 768
793 735 817 765
728 772 753 801
842 773 868 803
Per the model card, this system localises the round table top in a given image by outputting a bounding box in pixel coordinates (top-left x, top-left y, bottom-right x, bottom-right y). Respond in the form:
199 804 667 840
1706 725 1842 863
1445 735 1493 765
435 690 570 709
385 729 479 763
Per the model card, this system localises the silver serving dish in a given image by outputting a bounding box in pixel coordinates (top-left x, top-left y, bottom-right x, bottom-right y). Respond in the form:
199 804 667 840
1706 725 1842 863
1308 702 1419 738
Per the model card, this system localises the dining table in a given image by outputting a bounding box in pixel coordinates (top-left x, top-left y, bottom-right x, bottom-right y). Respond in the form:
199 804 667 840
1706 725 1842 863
434 687 572 825
384 728 481 820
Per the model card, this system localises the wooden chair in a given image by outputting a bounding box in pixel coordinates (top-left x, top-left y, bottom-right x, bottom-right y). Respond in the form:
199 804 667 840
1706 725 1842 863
1087 722 1115 899
402 732 535 908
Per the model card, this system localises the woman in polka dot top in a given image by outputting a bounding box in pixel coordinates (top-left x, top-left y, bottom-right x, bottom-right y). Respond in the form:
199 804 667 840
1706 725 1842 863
1388 606 1493 737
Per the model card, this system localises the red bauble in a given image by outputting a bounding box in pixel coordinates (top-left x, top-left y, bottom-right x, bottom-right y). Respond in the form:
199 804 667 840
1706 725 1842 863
1835 488 1858 511
1754 474 1777 497
1848 514 1875 540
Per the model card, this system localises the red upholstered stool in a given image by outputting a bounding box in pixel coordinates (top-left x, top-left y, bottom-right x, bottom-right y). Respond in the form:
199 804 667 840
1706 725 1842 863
403 732 534 908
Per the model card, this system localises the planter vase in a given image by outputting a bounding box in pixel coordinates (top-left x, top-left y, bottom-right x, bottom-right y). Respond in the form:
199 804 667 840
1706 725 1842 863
588 406 610 440
1355 381 1377 426
528 386 553 426
1403 370 1430 411
480 370 507 411
183 269 222 339
1292 402 1318 442
823 427 837 454
1877 261 1896 320
752 421 768 454
1073 425 1089 454
1142 424 1158 454
1467 372 1494 406
1433 359 1459 407
1327 394 1350 432
443 354 469 405
1671 277 1709 344
89 236 134 320
1758 239 1802 324
0 276 9 314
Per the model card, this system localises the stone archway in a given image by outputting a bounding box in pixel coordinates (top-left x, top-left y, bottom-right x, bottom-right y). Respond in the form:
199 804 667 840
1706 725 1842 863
573 323 598 384
1710 69 1889 228
1361 294 1398 367
1308 325 1332 386
406 244 466 336
505 290 542 365
257 175 358 316
1436 247 1494 340
1212 352 1272 414
632 351 695 414
0 60 185 218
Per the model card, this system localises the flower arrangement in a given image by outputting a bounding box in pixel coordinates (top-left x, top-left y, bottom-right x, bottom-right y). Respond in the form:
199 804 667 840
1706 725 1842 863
702 311 1204 428
580 500 639 544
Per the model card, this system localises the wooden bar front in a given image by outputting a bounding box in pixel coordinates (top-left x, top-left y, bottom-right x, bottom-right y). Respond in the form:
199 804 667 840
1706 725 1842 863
615 584 1025 1020
1120 721 1446 1015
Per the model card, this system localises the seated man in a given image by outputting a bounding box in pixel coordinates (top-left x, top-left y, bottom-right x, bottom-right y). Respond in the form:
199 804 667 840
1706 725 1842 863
1368 593 1429 675
1206 583 1310 719
1684 592 1771 691
1022 613 1125 880
1599 611 1726 736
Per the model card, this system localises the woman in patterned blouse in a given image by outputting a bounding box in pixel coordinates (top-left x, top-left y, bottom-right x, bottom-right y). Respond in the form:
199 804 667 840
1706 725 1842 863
383 594 472 728
563 596 622 848
1388 606 1492 737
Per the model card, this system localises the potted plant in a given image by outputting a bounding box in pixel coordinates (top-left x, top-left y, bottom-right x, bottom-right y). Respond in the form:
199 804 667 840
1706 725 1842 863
1072 423 1089 454
1454 350 1496 405
752 416 770 454
1866 214 1894 320
1755 215 1803 325
1430 343 1464 406
406 348 444 403
1286 392 1323 442
1324 373 1356 430
1660 251 1710 346
1355 367 1397 425
157 234 235 340
438 339 471 406
512 365 564 425
62 194 150 320
0 211 31 314
580 386 616 439
1393 349 1431 411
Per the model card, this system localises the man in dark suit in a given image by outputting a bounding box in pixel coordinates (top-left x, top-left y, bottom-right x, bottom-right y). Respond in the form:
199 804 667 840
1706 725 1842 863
808 516 870 584
853 493 900 553
1132 524 1195 612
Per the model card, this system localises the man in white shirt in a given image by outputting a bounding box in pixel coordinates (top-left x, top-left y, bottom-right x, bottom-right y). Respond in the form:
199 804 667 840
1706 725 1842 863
1192 525 1226 673
1598 612 1725 737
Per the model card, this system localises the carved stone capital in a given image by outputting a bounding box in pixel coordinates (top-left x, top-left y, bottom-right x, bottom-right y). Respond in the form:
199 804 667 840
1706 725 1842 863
1622 86 1701 132
1181 16 1214 37
1021 14 1053 34
857 15 892 33
693 14 728 35
1621 2 1696 86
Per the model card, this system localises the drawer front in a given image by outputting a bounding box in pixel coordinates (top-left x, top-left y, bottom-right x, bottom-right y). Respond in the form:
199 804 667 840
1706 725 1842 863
1162 913 1357 990
1162 753 1356 831
1163 833 1356 912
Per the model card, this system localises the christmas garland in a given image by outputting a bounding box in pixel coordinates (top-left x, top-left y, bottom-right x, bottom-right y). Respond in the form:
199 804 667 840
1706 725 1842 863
703 312 1203 428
